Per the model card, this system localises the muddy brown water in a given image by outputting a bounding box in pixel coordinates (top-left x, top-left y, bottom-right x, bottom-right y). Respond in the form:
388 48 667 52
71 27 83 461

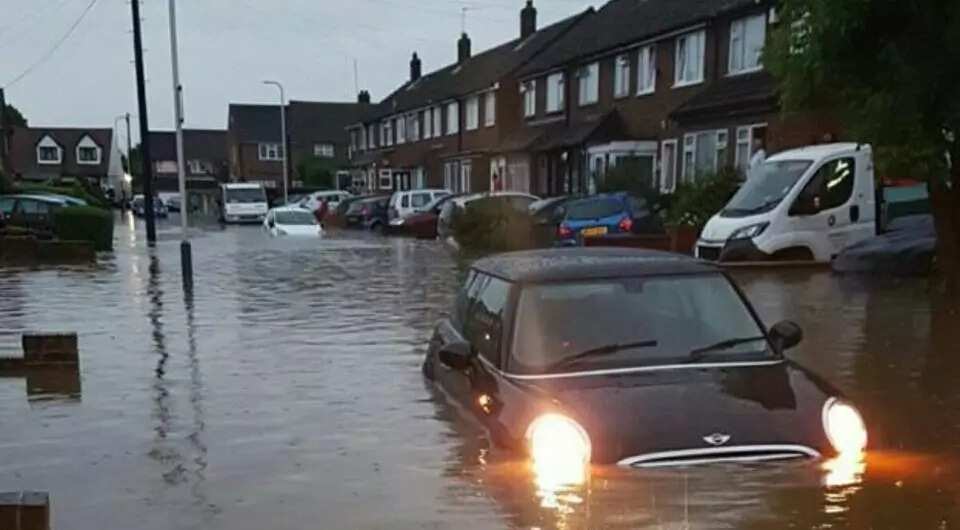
0 213 957 529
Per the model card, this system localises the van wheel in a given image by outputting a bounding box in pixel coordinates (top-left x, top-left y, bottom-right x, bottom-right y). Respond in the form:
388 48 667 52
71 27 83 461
772 247 815 261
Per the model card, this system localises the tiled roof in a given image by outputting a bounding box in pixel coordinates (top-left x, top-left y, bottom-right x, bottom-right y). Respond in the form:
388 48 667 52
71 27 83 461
365 8 592 121
8 127 113 178
670 71 778 122
288 101 372 145
149 129 226 162
228 104 282 143
516 0 758 78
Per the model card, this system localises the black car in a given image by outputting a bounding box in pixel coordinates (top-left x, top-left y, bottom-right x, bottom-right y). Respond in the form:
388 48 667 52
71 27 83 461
0 194 79 235
345 195 390 231
423 248 867 477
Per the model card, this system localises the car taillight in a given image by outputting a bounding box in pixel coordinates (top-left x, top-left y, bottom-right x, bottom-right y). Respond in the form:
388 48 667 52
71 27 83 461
558 224 574 239
618 216 633 233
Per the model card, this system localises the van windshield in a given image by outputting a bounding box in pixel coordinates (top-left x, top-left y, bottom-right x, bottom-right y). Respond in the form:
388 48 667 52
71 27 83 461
225 188 266 204
722 160 813 217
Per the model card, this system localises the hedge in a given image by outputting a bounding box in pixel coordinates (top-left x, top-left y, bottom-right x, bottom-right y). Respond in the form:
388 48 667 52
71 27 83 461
54 205 114 251
0 171 11 194
452 198 538 253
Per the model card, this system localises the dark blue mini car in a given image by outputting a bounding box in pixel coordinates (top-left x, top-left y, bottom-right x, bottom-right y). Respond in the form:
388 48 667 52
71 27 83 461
556 192 662 246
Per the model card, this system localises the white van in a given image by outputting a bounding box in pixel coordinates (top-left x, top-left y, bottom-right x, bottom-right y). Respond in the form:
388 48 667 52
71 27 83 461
220 183 269 223
388 189 451 222
696 143 877 263
299 190 352 212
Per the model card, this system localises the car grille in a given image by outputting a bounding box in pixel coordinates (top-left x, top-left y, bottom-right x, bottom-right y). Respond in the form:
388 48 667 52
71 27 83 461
698 245 721 261
619 445 820 468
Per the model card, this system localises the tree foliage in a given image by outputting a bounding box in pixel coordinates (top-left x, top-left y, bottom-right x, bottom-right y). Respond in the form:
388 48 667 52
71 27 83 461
297 155 335 189
2 104 27 128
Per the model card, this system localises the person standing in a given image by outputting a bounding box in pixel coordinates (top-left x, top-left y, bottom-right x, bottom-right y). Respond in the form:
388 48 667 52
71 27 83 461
492 172 504 192
315 198 329 227
748 137 767 181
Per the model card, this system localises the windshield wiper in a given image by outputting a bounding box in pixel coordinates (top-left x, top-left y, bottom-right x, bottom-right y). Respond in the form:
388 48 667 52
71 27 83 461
688 336 767 361
548 340 659 372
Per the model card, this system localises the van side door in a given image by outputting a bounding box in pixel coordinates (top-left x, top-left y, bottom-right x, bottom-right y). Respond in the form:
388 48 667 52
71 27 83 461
788 156 858 259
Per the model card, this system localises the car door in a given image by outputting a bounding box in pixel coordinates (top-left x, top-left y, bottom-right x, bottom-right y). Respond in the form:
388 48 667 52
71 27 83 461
0 197 15 226
19 199 52 232
788 156 858 259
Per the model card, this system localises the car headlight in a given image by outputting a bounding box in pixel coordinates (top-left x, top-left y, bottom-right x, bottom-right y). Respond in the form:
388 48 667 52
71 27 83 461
390 218 405 226
729 222 770 241
526 414 591 486
822 398 868 457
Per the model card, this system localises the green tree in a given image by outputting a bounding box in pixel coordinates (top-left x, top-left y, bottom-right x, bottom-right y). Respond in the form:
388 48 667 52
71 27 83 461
765 0 960 292
3 104 27 128
296 155 335 189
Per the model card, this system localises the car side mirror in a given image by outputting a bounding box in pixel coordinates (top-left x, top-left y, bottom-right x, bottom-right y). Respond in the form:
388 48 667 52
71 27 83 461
438 341 474 370
769 320 803 352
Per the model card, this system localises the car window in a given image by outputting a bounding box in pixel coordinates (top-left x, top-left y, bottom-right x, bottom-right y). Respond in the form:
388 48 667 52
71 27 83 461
627 196 647 213
20 200 51 215
566 198 624 220
510 274 769 374
411 193 431 208
463 274 511 366
453 270 478 328
796 157 856 212
508 196 534 212
0 198 14 214
401 195 410 208
439 200 457 223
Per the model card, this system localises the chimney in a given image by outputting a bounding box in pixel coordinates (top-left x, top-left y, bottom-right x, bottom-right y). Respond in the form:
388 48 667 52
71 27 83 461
521 0 537 40
457 33 471 64
410 52 422 82
358 90 371 104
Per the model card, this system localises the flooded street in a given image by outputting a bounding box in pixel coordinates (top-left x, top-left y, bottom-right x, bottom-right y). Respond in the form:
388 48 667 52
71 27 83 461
1 213 958 529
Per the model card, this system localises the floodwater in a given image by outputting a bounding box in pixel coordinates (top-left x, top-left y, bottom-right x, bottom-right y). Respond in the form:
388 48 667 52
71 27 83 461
0 212 957 530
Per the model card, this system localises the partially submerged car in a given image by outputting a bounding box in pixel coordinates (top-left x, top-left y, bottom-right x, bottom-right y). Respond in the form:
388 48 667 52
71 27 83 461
423 248 867 479
263 206 322 237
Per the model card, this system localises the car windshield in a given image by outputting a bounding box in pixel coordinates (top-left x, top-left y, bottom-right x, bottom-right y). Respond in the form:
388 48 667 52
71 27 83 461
510 274 771 374
225 188 266 204
566 198 623 220
275 210 316 225
722 160 813 217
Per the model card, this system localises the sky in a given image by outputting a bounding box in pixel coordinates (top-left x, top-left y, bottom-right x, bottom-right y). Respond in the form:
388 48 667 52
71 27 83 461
0 0 596 142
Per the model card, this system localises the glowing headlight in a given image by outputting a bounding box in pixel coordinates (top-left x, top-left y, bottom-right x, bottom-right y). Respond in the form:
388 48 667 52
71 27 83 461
822 398 868 457
729 222 770 241
526 414 591 486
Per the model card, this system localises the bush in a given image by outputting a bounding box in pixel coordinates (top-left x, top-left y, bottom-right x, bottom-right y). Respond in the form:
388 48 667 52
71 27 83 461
596 162 670 213
665 168 741 228
0 171 11 194
54 206 114 251
452 198 536 252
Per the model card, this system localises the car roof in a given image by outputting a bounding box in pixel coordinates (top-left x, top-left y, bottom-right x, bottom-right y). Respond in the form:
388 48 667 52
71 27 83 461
472 247 718 284
270 206 311 213
766 142 869 162
2 194 70 204
452 191 539 207
223 183 263 189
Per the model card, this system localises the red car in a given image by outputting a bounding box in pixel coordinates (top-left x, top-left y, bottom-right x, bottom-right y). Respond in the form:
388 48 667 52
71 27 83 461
387 194 459 238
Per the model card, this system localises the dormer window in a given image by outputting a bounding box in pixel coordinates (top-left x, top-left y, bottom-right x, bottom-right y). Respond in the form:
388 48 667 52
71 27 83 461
75 134 101 165
36 135 62 165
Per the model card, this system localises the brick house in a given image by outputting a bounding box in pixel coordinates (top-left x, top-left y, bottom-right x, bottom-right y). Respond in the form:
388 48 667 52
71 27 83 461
7 126 121 188
504 0 841 196
148 129 228 192
347 1 591 195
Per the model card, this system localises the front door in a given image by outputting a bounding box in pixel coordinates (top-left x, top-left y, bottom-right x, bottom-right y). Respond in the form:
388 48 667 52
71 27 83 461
788 155 861 259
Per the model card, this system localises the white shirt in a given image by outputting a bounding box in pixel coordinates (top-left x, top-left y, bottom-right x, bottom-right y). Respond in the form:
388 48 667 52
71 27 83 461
748 148 767 179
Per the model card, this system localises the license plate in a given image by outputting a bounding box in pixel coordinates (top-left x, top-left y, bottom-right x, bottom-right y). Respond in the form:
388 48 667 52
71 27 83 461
581 226 608 238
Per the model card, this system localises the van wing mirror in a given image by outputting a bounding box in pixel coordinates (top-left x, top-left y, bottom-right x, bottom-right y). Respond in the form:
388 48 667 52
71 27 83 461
438 341 474 370
769 321 803 353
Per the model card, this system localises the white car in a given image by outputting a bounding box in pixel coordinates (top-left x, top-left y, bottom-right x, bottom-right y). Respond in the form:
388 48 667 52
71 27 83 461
298 190 353 212
388 189 451 222
263 207 322 237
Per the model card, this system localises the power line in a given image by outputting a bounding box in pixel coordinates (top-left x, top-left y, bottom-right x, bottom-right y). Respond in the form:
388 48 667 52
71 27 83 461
3 0 99 89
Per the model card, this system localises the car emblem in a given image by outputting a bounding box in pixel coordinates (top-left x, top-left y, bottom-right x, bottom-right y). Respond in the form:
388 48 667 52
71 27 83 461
703 433 732 446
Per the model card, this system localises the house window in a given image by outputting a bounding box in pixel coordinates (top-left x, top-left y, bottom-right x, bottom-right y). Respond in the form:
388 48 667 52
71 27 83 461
460 160 472 193
637 45 656 95
729 14 767 74
681 130 728 180
466 96 479 131
396 117 406 144
423 109 433 138
484 91 496 127
258 143 283 161
379 170 393 190
735 123 768 173
77 147 99 163
314 143 335 158
444 161 459 192
368 124 377 149
188 160 206 174
614 55 631 98
37 145 61 164
578 62 599 106
446 102 459 135
408 113 420 142
660 139 678 193
546 73 564 113
522 81 536 117
382 121 393 146
675 30 706 86
433 106 442 137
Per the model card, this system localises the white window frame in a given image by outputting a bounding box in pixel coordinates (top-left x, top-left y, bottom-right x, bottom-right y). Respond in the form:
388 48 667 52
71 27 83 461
75 135 101 165
522 81 537 118
660 139 678 193
578 62 599 106
423 108 433 139
484 91 496 127
465 96 479 131
546 73 564 113
187 159 205 174
368 124 377 149
734 122 768 171
258 143 283 161
409 113 420 142
36 135 62 165
432 106 442 137
729 14 767 75
681 129 727 181
637 45 657 96
396 117 406 145
314 143 335 158
614 54 631 99
446 101 459 135
674 30 706 87
379 170 393 190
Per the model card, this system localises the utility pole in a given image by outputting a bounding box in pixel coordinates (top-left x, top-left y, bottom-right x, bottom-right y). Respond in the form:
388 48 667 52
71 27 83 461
130 0 157 244
263 80 288 204
168 0 192 290
0 88 8 176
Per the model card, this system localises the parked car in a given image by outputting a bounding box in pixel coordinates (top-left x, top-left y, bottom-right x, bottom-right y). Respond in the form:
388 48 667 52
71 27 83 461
299 190 353 214
528 195 580 246
131 195 169 218
387 194 460 238
0 194 77 234
437 191 540 240
345 195 390 231
263 206 322 237
556 192 662 246
388 189 450 222
423 247 869 476
159 192 181 212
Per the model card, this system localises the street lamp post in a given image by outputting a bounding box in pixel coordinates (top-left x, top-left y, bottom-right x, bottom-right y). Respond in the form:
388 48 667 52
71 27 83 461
263 80 288 204
168 0 193 290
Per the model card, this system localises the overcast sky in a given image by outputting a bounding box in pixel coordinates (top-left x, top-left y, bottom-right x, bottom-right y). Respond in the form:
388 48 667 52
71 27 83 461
1 0 595 141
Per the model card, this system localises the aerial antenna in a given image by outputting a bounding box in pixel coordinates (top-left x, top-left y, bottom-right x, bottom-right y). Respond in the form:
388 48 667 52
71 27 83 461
353 58 359 95
461 6 469 34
